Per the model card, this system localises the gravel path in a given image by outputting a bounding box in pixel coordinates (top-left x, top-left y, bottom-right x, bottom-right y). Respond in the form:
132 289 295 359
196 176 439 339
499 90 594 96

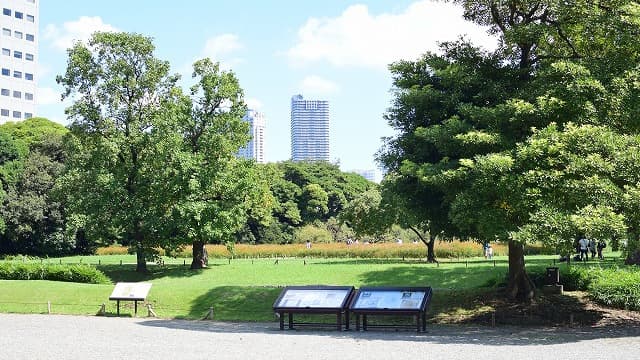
1 314 639 360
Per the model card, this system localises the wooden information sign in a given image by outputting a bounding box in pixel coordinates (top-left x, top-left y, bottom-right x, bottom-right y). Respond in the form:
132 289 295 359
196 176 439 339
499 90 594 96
109 282 152 316
349 286 433 331
273 286 355 330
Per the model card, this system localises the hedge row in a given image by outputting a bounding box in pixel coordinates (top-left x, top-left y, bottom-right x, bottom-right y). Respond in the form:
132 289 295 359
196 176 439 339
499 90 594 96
0 263 110 284
98 241 553 259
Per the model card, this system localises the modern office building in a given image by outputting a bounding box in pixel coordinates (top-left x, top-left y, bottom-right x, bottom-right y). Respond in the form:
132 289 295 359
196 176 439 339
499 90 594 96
0 0 38 124
353 169 376 182
237 109 266 163
290 94 329 161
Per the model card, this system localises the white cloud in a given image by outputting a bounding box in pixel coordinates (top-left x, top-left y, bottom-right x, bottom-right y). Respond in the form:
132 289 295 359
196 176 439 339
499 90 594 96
287 1 496 69
37 87 62 106
245 97 263 110
300 75 339 95
202 33 244 60
44 16 119 51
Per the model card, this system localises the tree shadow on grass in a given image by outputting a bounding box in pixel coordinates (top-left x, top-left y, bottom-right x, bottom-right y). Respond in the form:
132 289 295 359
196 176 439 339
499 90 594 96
97 264 223 283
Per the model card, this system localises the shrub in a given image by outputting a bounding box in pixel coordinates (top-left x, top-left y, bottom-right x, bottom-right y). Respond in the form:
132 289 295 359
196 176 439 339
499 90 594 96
588 268 640 311
0 263 110 284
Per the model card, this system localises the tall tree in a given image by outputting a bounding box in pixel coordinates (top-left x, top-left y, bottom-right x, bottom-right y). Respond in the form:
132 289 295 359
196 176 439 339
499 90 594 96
380 0 640 299
162 58 273 269
57 32 180 272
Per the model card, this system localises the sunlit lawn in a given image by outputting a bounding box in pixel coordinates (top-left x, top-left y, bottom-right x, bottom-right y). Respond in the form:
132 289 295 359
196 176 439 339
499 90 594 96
0 253 625 321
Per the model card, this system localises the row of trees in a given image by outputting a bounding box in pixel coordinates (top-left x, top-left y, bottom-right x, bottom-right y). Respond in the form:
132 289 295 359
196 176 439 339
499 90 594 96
0 32 377 271
372 0 640 300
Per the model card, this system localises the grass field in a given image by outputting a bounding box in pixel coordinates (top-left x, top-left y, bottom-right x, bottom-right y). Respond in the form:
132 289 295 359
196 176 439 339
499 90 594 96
0 253 625 322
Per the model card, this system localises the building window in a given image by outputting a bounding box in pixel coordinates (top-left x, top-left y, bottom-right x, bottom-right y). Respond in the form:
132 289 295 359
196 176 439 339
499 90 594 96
0 89 9 96
26 14 34 22
14 31 22 39
25 92 33 100
1 109 8 117
14 11 22 19
25 53 33 61
2 28 10 36
2 8 10 16
2 48 9 56
25 73 33 81
24 112 32 119
13 71 21 78
13 51 21 59
26 33 34 42
12 91 21 98
12 111 20 118
1 68 9 76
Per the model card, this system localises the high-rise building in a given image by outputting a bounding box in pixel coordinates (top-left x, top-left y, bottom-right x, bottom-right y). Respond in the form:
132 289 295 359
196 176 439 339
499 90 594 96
0 0 38 124
290 94 329 161
353 169 376 182
237 109 266 163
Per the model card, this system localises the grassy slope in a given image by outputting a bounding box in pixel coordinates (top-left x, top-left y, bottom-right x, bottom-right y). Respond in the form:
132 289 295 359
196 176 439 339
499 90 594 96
0 255 623 321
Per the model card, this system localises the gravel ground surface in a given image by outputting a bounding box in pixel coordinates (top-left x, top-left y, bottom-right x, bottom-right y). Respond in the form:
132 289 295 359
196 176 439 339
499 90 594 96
1 314 639 360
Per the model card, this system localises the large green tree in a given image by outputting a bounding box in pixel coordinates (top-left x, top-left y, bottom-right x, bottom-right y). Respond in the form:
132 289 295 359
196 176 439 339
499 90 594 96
57 32 181 272
380 0 640 299
161 58 273 269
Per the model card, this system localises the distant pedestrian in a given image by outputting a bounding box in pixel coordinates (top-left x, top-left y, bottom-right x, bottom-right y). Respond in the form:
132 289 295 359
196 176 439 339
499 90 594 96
487 245 493 260
483 243 490 259
597 241 606 260
305 240 312 249
578 236 589 261
588 239 596 259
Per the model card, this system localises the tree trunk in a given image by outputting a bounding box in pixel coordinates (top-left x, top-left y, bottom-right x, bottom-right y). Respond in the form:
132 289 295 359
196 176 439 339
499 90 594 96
133 224 147 273
426 234 436 263
191 241 207 269
135 249 147 273
506 240 534 301
408 226 437 263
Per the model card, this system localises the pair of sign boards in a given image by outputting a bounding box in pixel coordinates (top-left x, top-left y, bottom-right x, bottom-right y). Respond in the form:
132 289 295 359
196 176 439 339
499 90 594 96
273 286 433 331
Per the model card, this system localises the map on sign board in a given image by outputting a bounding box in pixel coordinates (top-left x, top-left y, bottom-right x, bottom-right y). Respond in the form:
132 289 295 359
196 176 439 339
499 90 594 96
276 289 351 308
109 282 152 300
351 290 426 310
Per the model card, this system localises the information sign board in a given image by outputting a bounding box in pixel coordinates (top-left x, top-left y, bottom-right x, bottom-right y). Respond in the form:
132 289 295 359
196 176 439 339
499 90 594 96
109 282 152 316
275 289 351 309
109 282 152 300
351 290 426 310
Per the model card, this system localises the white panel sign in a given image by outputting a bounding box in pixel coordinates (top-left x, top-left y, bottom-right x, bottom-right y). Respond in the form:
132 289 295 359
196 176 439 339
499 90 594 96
352 290 426 310
276 289 350 308
109 282 152 300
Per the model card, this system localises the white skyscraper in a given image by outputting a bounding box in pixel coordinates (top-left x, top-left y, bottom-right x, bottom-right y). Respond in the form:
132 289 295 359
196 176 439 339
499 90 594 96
290 94 329 161
238 109 266 163
0 0 38 124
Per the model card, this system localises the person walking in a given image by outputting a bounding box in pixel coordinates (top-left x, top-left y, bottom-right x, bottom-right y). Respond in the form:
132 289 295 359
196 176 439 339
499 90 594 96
597 241 606 260
588 239 596 260
578 236 589 261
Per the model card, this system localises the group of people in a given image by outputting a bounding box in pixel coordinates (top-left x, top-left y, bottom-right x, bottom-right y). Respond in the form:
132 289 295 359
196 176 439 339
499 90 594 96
577 236 606 261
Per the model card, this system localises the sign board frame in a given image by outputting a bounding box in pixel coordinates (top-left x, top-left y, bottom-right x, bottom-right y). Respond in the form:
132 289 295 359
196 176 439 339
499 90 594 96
349 286 433 332
273 286 355 330
109 282 153 316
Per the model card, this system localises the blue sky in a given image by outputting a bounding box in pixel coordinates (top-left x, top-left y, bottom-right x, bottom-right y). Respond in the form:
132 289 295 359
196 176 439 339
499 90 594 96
37 0 494 180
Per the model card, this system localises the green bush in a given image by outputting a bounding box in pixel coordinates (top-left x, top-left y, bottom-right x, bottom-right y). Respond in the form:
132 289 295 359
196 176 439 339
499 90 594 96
0 263 110 284
588 268 640 311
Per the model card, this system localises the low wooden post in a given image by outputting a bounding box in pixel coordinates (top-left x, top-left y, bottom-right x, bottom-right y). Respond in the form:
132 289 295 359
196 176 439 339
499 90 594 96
491 312 496 327
47 301 51 314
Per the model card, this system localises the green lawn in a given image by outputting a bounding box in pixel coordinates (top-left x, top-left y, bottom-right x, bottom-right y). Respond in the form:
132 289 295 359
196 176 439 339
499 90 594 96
0 255 625 321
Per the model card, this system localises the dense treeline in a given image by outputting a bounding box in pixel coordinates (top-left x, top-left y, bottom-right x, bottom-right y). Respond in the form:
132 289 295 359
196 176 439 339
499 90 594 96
0 118 379 258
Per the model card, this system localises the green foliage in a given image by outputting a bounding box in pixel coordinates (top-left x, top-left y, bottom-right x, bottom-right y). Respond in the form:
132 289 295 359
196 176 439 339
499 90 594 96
0 262 110 284
588 268 640 311
294 224 333 244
